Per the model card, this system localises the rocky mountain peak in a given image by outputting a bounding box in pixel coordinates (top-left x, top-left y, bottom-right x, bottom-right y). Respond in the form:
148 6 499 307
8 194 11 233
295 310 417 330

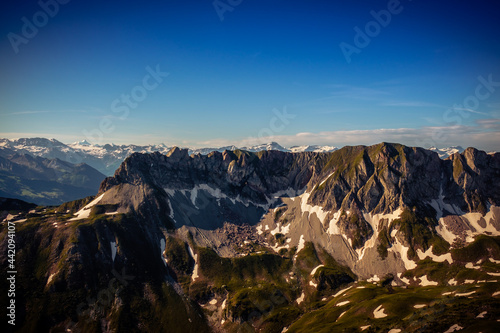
166 146 189 161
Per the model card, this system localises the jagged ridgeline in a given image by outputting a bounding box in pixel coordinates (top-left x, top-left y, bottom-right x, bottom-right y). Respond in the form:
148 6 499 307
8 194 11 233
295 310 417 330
1 142 500 332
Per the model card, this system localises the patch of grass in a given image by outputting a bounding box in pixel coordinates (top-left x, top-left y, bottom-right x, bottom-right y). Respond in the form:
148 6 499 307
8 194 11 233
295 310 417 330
275 233 286 246
452 235 500 263
377 226 391 259
165 237 192 275
312 266 355 292
90 204 119 216
274 207 286 221
295 242 321 276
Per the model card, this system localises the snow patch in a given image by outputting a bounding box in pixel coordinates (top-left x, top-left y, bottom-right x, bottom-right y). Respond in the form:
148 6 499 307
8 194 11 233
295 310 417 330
334 286 352 298
319 172 334 187
70 194 105 221
256 225 263 235
489 258 500 264
270 223 281 235
111 241 117 262
296 235 305 253
476 311 487 318
188 246 199 282
209 299 217 305
190 187 198 206
337 300 350 306
164 188 176 197
417 246 453 264
166 198 175 221
487 272 500 276
419 275 438 286
47 272 57 285
271 242 289 253
309 281 318 288
310 264 324 276
465 262 481 269
360 325 371 331
456 291 475 297
299 192 329 224
448 278 458 286
373 304 387 318
388 330 401 333
296 292 305 304
400 277 411 285
398 272 412 285
443 324 463 333
327 210 342 235
414 304 426 309
492 291 500 297
4 214 17 221
271 222 291 236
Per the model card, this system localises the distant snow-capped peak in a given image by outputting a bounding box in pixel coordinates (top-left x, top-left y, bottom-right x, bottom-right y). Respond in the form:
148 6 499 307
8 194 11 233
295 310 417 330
429 146 465 159
72 139 91 146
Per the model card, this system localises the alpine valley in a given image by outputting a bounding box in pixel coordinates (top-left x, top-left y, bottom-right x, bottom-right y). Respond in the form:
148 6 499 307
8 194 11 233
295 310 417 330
1 142 500 332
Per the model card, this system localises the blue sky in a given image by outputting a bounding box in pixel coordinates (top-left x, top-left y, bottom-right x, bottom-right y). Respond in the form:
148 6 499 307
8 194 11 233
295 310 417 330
1 0 499 150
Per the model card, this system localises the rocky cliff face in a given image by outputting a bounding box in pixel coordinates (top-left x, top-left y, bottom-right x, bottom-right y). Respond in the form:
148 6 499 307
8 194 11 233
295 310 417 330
97 143 500 263
1 142 500 332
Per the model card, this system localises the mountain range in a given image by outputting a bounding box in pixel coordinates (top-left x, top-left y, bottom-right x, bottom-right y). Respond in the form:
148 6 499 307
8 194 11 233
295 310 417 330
0 150 105 206
1 142 499 332
0 138 464 176
0 138 339 176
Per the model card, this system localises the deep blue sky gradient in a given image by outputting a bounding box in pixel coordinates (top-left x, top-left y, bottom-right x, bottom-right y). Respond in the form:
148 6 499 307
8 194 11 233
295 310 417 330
1 0 499 149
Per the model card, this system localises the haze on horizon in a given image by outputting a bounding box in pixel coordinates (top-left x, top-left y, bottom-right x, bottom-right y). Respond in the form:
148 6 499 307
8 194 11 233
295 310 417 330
1 0 499 151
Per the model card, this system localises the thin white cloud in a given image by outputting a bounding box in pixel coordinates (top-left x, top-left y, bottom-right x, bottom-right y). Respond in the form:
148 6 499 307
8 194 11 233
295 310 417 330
2 111 52 116
449 107 489 116
2 109 89 116
381 101 443 108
